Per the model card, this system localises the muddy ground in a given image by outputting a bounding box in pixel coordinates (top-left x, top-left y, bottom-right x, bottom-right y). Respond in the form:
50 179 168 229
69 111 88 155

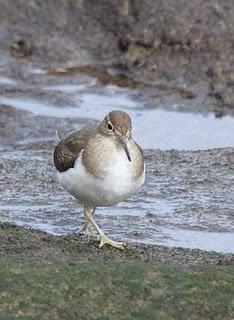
0 0 233 113
1 223 234 265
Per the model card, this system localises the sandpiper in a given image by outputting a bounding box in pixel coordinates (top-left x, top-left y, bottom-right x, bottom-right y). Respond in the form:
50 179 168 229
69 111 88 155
54 110 145 249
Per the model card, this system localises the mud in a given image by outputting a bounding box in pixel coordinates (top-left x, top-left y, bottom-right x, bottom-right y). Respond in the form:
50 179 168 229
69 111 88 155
0 0 233 112
1 223 233 266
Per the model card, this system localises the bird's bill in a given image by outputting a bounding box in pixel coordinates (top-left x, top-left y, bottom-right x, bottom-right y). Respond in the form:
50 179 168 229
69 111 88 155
118 136 131 162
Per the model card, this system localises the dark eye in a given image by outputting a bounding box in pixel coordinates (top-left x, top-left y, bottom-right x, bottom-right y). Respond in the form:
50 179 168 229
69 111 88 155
108 122 113 131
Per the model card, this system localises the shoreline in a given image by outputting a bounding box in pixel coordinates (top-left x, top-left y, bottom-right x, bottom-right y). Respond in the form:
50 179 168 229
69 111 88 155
1 223 233 266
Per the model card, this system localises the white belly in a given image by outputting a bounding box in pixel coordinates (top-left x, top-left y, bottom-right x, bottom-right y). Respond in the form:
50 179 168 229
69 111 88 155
57 150 145 207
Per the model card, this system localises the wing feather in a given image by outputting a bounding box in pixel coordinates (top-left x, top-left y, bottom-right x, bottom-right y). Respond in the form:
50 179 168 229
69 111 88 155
53 128 96 172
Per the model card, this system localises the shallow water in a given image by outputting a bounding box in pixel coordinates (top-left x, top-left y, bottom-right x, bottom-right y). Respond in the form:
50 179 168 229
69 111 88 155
1 91 234 150
0 66 234 253
1 205 233 253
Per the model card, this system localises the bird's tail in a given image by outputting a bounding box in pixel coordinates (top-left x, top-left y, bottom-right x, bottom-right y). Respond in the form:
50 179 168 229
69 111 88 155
56 130 64 140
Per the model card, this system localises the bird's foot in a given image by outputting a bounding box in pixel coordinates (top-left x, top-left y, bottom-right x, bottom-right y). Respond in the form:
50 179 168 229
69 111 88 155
99 234 125 250
78 222 95 235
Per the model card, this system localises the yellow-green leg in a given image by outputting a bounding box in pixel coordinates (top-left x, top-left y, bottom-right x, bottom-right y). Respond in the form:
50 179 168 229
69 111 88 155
84 205 125 250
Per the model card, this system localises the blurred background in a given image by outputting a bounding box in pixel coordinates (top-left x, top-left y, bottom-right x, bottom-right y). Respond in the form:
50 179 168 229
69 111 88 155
0 0 233 253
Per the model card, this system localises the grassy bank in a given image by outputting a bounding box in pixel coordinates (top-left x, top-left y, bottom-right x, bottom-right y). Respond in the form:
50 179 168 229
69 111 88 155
0 223 233 319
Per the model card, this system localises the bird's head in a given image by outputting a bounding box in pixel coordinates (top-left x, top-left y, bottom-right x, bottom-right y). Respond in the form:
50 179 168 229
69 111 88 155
98 110 132 162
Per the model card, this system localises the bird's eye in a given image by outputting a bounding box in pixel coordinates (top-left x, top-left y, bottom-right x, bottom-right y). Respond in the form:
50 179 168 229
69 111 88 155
108 122 113 131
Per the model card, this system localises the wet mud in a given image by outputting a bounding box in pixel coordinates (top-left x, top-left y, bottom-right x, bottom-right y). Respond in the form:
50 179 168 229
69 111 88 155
1 223 233 266
0 1 234 112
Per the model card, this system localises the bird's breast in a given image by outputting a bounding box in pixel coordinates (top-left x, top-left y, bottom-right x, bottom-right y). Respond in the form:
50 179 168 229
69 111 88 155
82 136 144 181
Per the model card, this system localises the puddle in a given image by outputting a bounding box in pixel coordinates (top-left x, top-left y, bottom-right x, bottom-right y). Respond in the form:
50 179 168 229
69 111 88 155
125 227 234 254
17 135 55 145
0 77 17 85
44 79 97 92
158 228 234 253
1 201 233 253
45 84 90 92
26 67 48 75
1 93 234 150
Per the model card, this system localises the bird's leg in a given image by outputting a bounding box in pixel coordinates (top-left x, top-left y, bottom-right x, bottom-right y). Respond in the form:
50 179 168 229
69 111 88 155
78 221 93 235
78 208 96 235
84 205 125 250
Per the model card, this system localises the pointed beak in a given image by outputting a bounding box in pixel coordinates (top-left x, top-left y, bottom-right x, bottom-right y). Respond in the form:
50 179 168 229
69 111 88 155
118 136 131 162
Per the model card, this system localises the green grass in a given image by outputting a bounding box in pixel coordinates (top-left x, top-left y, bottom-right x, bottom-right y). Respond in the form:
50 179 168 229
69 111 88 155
0 260 233 320
0 224 233 319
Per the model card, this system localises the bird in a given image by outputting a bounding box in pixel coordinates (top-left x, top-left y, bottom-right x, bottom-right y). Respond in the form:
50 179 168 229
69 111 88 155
53 110 145 249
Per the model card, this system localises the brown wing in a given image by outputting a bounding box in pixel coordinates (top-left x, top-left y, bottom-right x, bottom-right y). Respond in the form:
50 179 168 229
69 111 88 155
53 128 96 172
